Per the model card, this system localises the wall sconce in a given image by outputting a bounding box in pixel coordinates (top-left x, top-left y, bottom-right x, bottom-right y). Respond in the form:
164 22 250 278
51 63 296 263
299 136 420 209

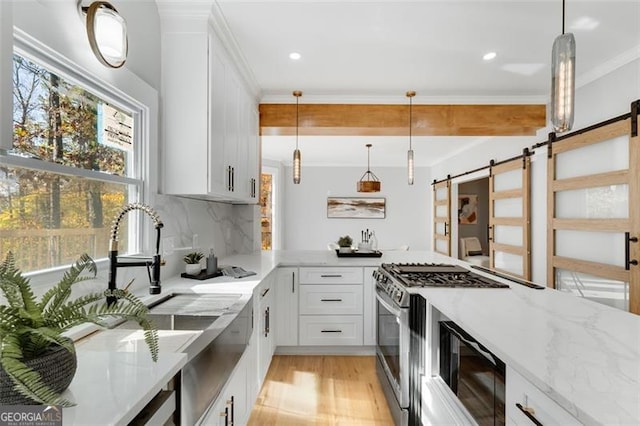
79 1 128 68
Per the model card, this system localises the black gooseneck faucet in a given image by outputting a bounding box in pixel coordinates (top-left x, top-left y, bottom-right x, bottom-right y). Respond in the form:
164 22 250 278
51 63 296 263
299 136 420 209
107 203 164 305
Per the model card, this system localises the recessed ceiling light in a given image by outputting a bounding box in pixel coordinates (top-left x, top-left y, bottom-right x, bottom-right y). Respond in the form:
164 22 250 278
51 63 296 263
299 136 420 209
289 52 301 60
483 52 497 61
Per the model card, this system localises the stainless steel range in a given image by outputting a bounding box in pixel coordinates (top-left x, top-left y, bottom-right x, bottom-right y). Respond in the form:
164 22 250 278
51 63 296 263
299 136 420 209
373 263 509 425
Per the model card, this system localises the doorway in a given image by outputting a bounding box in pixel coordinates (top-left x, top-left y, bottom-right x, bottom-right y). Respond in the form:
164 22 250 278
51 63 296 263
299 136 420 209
457 178 490 260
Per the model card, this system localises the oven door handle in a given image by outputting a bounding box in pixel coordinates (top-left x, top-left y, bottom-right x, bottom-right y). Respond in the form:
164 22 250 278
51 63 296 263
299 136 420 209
376 290 404 317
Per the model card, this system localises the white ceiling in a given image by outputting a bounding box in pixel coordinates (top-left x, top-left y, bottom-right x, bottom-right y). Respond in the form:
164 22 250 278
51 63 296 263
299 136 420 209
215 0 640 166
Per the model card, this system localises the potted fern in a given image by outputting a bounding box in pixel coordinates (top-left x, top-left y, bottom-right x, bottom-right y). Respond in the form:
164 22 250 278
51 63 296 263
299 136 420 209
183 251 204 275
337 235 353 253
0 252 158 407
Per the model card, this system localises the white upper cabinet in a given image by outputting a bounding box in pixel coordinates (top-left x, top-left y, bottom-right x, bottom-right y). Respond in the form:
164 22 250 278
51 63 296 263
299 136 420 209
159 8 259 203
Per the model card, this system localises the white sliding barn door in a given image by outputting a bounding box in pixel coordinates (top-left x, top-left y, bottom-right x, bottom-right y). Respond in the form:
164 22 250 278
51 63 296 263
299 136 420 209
548 114 639 314
488 157 531 280
433 180 451 256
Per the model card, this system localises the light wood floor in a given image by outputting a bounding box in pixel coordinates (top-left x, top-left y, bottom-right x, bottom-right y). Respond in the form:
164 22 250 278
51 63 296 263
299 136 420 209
248 355 394 426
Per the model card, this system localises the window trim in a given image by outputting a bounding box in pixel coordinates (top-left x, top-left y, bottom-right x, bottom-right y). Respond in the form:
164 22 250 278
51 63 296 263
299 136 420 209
3 29 154 277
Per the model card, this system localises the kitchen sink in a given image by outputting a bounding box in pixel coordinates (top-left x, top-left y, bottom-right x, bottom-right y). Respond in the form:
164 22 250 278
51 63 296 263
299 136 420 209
118 313 219 331
117 292 242 331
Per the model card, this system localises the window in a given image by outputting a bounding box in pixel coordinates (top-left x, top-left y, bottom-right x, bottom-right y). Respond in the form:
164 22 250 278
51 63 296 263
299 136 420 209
1 50 143 273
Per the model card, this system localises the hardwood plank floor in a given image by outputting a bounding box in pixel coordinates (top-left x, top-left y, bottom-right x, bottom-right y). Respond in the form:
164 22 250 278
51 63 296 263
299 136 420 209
248 355 394 426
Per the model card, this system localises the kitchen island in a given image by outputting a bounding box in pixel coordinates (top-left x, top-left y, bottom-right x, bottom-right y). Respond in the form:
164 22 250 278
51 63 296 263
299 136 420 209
66 250 639 425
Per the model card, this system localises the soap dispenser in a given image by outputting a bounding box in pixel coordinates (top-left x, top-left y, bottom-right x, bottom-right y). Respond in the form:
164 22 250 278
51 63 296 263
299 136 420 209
206 249 217 275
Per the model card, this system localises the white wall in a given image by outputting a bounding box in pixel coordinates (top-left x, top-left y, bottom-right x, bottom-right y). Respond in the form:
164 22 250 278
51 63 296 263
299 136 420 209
2 0 258 295
283 166 431 251
430 57 640 284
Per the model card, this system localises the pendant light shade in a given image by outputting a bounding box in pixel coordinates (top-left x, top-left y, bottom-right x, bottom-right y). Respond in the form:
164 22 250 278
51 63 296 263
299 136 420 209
292 91 302 184
551 0 575 133
357 144 381 192
406 91 416 185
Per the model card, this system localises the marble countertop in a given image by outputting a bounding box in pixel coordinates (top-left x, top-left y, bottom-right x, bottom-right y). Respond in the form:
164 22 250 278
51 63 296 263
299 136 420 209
408 261 640 425
66 249 639 425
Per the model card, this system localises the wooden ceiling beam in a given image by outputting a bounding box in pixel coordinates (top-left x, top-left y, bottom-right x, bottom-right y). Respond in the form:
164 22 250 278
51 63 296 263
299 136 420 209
259 103 546 136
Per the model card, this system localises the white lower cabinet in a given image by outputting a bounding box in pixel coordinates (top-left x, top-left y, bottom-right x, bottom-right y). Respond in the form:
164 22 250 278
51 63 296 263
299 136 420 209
199 349 250 426
276 267 299 346
298 267 365 346
506 365 580 425
363 267 377 346
299 315 364 345
256 272 276 385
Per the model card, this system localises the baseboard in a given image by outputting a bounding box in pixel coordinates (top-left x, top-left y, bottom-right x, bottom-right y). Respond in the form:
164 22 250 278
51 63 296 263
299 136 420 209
275 345 376 356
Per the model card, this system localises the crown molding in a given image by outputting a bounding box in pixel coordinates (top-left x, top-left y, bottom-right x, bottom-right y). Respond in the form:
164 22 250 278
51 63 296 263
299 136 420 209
260 93 548 105
576 44 640 90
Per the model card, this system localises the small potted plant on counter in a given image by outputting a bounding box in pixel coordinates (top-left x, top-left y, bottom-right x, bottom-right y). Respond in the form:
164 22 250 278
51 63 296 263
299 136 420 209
0 252 158 407
337 235 353 253
183 251 204 275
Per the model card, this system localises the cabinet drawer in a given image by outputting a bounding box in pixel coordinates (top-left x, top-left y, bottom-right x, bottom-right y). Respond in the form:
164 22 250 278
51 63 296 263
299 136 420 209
299 285 363 315
506 366 580 425
299 267 363 284
299 316 363 346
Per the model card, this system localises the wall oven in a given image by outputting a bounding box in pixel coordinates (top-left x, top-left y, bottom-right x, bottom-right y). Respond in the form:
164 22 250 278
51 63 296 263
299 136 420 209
439 320 506 426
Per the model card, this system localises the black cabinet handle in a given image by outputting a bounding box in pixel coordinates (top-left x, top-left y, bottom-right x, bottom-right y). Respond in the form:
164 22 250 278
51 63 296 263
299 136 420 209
625 232 638 270
261 287 270 298
321 330 342 333
444 222 448 236
292 271 295 293
227 395 234 425
515 403 543 426
321 298 343 302
320 274 343 278
227 166 231 191
264 306 270 337
220 406 229 426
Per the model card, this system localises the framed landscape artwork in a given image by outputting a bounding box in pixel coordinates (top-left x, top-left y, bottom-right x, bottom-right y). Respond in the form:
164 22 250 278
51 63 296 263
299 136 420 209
327 197 386 219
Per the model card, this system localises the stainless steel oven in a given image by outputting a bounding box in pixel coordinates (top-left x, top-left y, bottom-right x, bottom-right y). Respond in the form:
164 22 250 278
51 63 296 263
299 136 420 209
375 285 410 424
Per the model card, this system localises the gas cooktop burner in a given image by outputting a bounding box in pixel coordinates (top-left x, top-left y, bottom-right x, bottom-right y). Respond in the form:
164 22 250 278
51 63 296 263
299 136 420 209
380 263 509 289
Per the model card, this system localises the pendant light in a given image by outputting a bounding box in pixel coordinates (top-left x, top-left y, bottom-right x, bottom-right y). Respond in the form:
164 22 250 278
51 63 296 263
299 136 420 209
292 90 302 184
406 91 416 185
551 0 575 133
357 144 381 192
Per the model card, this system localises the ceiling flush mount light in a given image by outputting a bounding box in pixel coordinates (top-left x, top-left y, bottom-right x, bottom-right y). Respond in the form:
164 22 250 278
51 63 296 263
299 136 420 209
483 52 497 61
551 0 575 133
406 91 416 185
357 144 381 193
289 52 302 60
292 90 302 184
81 1 128 68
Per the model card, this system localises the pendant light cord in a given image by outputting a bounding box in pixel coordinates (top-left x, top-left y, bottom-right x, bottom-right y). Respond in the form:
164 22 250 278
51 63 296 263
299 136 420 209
409 96 413 150
295 95 299 149
367 145 371 172
562 0 565 34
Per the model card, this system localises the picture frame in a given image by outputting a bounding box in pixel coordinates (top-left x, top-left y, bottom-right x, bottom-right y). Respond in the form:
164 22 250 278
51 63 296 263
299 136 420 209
327 197 386 219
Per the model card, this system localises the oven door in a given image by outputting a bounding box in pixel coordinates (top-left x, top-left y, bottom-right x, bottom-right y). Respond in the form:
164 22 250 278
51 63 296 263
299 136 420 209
376 289 409 408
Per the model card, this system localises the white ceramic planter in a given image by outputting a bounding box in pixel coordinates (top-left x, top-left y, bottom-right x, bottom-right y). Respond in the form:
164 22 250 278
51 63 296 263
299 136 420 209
185 263 202 275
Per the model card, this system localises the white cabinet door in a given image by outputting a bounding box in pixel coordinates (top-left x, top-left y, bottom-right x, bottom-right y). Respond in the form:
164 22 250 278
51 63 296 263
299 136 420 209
256 274 275 384
276 267 299 346
299 285 363 315
298 315 364 346
224 69 240 197
199 351 249 426
208 30 228 196
506 366 580 425
299 267 364 284
363 267 377 346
